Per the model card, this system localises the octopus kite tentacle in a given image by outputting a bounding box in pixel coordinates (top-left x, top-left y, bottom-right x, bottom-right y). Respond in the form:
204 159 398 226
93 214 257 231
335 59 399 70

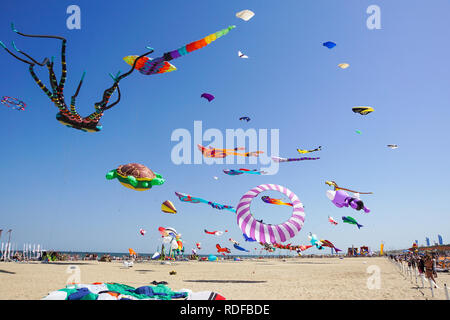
1 23 154 132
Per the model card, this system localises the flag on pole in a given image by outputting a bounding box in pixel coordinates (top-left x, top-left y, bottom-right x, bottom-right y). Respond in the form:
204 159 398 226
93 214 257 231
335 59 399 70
426 237 430 246
438 235 443 245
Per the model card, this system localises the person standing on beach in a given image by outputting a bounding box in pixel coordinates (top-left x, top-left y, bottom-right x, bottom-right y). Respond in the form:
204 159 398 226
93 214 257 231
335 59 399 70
424 254 439 288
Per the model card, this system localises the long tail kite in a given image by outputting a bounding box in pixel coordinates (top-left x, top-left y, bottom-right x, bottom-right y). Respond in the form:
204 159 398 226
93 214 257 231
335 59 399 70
198 144 263 158
124 26 235 76
233 243 250 252
223 168 267 175
175 191 236 213
204 229 227 236
261 196 292 206
297 146 322 154
325 180 373 194
272 156 320 163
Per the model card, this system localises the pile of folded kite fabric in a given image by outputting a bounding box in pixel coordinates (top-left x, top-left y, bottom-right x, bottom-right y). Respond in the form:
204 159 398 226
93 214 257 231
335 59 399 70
42 283 225 300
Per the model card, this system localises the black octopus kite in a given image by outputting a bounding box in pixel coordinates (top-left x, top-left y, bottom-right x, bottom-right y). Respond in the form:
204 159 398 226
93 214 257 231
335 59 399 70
0 23 153 132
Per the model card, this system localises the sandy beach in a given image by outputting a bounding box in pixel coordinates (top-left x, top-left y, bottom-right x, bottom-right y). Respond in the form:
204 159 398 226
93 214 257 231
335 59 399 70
0 257 448 300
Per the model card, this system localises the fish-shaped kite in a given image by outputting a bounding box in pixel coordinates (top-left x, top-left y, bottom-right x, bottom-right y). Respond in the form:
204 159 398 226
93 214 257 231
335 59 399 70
261 196 292 206
328 216 338 225
272 156 320 163
239 116 250 121
387 144 398 149
198 144 263 158
175 191 236 213
297 146 322 154
123 26 235 76
342 216 363 229
320 239 342 253
223 168 267 176
201 93 215 102
216 244 231 254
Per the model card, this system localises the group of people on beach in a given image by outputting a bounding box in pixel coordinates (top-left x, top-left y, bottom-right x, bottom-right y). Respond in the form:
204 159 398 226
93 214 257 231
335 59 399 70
389 253 441 288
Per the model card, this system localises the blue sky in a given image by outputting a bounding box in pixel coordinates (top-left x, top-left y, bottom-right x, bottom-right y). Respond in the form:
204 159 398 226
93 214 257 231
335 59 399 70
0 0 449 255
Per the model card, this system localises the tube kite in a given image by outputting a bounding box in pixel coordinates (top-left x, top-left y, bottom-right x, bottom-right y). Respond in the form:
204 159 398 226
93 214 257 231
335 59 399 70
124 26 235 76
223 168 267 176
297 146 321 154
161 200 177 214
236 184 305 244
261 196 292 206
175 191 236 213
342 216 363 229
272 156 320 163
198 144 263 158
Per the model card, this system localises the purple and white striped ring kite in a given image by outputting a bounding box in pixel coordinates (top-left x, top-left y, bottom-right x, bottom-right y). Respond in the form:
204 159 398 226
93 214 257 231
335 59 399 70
236 184 305 244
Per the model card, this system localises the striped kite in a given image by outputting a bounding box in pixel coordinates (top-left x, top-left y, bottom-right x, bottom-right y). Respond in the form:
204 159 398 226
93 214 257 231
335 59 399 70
261 196 292 206
223 168 267 176
124 26 235 76
272 156 320 163
198 144 263 158
175 191 236 213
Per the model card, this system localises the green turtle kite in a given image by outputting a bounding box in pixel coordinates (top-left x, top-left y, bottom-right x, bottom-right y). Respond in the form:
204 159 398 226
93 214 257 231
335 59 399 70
106 163 165 191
